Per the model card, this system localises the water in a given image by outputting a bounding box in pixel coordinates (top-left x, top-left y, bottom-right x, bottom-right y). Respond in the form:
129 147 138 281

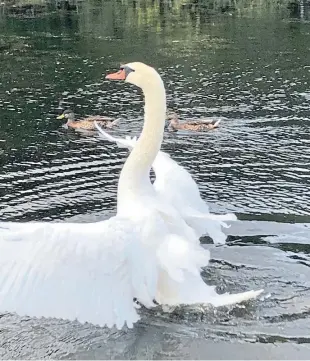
1 0 310 359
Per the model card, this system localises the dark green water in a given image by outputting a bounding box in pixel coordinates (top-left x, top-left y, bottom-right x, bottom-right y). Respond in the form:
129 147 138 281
1 1 310 359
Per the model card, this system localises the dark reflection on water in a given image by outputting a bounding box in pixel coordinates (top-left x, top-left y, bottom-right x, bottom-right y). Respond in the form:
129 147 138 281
1 0 310 359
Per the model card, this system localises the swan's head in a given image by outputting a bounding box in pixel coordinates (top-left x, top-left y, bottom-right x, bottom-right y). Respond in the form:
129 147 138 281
105 62 163 90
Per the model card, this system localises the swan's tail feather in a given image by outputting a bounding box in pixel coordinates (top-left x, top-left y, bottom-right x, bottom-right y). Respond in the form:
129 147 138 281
156 234 264 307
157 267 264 307
208 289 264 307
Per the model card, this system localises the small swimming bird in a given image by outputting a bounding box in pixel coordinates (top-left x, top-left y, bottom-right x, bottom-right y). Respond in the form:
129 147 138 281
167 112 221 132
56 109 119 130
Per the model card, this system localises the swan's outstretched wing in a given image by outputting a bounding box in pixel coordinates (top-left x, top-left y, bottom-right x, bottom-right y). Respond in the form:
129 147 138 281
152 153 237 244
0 218 158 329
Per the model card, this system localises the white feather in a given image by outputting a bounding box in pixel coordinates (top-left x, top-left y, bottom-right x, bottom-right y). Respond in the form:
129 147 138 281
0 218 157 329
0 217 263 329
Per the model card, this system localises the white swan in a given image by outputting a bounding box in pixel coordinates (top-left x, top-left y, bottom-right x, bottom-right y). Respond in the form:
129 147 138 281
95 125 236 245
0 62 263 330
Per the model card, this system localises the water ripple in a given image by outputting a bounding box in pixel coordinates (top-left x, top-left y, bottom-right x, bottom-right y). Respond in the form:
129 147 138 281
1 4 310 358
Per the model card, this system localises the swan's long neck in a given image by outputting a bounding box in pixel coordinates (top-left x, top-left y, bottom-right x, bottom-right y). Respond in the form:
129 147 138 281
117 77 166 205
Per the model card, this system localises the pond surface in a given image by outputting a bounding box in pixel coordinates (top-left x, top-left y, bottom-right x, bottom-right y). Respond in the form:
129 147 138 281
1 0 310 359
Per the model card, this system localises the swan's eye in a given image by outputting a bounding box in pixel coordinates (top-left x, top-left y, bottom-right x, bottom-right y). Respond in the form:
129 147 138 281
120 65 135 77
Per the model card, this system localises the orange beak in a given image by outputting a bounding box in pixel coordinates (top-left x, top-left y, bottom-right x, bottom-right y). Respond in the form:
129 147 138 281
105 69 126 80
